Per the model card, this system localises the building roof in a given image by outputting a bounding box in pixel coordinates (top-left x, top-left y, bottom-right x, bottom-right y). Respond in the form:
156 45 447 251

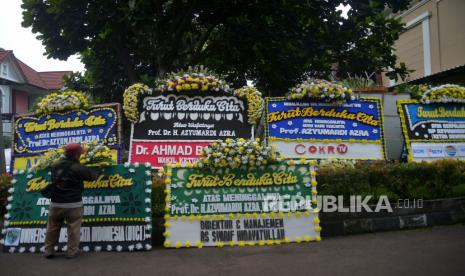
408 64 465 85
0 50 12 63
38 71 73 90
0 48 72 90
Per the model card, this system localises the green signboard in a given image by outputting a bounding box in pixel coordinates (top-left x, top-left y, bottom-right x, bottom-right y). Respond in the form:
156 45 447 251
163 160 321 248
168 162 314 216
2 164 152 253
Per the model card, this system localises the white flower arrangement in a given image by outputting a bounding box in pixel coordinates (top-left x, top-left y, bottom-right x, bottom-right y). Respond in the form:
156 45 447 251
36 90 90 115
420 84 465 104
157 66 231 94
288 78 354 103
196 138 281 169
32 142 114 171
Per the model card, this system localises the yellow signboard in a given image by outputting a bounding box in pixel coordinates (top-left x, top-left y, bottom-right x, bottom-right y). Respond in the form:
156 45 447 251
13 149 120 171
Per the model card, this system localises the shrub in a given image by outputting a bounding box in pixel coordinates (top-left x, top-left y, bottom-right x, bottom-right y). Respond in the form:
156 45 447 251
0 173 12 216
317 160 465 203
152 175 165 216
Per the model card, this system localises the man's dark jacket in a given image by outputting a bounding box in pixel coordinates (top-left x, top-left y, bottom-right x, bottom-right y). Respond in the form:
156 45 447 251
50 159 95 203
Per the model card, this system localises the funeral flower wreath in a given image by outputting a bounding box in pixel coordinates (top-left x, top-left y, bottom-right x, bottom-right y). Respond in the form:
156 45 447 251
32 141 114 171
287 78 354 103
420 84 465 104
123 83 153 123
195 138 281 169
36 90 90 115
156 66 231 94
123 66 265 125
234 86 264 125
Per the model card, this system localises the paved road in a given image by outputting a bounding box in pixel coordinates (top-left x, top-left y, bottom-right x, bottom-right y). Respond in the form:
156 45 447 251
1 225 464 276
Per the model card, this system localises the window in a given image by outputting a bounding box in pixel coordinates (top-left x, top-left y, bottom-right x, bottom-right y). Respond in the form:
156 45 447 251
0 87 4 110
1 64 7 76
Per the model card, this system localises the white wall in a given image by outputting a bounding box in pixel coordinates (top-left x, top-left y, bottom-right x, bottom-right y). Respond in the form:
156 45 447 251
0 58 23 83
358 92 411 159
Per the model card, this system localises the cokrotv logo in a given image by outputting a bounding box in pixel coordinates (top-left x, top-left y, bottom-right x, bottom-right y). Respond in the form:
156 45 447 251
295 143 348 155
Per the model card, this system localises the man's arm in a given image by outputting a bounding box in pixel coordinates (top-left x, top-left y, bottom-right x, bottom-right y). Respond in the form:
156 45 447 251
75 164 98 182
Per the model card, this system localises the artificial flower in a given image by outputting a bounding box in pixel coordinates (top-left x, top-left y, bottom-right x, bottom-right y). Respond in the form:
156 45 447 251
287 78 354 103
36 90 90 115
123 83 153 123
234 86 264 125
420 84 465 104
196 138 281 169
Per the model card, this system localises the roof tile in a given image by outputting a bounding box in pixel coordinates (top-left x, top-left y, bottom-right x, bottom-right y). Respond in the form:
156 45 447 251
0 49 71 90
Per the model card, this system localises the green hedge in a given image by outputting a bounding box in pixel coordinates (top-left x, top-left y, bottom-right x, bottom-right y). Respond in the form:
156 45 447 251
317 160 465 202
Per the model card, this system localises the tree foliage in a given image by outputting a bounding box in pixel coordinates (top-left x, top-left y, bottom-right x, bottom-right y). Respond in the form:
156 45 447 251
22 0 411 99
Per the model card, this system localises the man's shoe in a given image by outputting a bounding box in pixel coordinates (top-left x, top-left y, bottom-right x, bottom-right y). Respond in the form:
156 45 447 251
44 253 54 259
66 249 81 259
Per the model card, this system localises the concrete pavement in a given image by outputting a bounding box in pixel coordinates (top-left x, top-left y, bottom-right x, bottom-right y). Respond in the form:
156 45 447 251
1 224 464 276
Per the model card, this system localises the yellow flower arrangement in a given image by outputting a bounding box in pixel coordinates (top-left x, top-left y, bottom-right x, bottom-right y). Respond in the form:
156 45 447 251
287 78 354 103
32 147 65 171
421 84 465 104
196 138 281 169
32 141 114 171
79 141 114 167
123 83 153 123
234 86 264 125
157 66 231 94
36 90 90 115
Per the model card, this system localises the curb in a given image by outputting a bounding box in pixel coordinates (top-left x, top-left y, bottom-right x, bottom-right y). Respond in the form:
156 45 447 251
320 197 465 237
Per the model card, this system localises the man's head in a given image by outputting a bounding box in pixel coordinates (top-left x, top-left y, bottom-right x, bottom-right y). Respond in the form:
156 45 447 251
64 143 85 161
